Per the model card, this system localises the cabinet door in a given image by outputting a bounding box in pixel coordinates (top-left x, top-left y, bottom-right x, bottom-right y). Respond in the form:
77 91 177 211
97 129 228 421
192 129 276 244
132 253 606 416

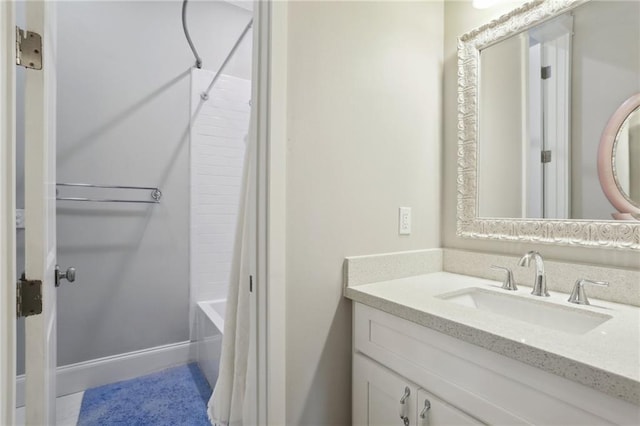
354 353 418 426
416 389 485 426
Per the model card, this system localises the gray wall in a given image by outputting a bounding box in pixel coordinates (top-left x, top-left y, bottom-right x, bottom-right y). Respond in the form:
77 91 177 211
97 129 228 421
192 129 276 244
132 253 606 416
285 1 443 423
443 1 640 270
17 0 252 373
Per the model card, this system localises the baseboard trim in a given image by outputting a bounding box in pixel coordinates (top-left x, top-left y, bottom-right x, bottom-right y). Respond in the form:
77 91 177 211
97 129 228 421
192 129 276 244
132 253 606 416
16 341 196 408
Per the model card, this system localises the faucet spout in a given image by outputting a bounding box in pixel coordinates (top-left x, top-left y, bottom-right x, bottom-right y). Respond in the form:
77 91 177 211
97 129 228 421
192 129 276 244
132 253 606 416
518 251 549 297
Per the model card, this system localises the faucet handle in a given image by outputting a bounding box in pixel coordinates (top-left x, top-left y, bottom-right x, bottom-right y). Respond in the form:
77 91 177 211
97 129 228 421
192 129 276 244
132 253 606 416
491 265 517 291
568 279 609 305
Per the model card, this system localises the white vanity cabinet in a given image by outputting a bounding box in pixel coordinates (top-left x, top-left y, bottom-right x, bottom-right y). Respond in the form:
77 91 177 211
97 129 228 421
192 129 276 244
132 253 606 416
352 302 640 425
353 353 419 426
354 353 483 426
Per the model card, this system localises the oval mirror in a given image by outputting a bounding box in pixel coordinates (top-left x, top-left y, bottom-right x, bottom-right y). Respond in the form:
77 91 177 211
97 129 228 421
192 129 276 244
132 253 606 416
598 93 640 219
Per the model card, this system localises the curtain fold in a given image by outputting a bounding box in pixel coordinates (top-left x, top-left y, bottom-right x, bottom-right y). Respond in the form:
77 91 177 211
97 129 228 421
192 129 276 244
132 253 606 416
208 128 255 426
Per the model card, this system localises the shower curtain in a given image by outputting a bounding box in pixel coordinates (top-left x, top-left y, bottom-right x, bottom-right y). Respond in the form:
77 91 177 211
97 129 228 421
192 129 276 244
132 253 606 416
208 122 255 425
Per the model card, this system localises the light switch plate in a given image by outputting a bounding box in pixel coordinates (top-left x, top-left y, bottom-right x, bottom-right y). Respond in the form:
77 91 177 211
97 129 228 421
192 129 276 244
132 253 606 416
16 209 25 229
399 207 411 235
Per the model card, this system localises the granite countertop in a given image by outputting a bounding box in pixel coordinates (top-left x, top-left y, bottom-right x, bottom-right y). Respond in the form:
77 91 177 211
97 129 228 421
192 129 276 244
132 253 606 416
344 271 640 405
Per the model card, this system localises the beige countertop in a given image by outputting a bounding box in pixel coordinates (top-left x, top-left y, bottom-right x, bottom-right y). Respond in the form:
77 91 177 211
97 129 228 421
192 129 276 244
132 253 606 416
344 271 640 405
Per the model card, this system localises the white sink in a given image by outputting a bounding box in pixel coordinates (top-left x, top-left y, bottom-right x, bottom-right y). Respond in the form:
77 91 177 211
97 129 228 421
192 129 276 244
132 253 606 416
437 288 612 334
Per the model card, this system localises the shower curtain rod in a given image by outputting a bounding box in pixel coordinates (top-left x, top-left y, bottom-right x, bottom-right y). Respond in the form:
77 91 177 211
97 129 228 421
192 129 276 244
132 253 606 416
56 183 162 204
182 0 202 69
201 18 253 101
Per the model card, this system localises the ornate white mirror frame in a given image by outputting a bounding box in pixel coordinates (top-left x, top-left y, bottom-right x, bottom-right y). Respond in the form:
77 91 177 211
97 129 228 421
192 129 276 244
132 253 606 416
456 0 640 250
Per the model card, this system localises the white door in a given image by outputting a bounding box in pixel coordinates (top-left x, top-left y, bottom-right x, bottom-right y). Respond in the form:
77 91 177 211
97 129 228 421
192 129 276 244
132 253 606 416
526 15 573 219
0 2 18 425
23 1 58 425
0 2 56 424
353 353 418 426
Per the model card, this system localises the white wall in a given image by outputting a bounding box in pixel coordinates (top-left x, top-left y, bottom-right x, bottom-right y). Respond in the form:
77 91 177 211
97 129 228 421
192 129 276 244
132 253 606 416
15 0 252 374
285 1 443 423
443 1 640 270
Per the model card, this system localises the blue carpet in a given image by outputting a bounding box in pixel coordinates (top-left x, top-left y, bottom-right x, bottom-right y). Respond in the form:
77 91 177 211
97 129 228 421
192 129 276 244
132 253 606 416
77 363 212 426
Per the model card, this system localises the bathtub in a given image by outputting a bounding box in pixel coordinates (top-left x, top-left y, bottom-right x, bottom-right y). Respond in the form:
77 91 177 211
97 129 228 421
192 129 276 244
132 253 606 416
196 299 226 388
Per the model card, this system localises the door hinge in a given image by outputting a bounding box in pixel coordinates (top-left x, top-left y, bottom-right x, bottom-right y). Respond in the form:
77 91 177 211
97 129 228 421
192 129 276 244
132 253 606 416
249 275 253 293
17 273 43 318
541 66 551 80
541 150 552 163
16 26 42 70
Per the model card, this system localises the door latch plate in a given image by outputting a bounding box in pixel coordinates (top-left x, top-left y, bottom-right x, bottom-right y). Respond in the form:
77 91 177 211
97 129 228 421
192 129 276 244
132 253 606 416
17 274 43 317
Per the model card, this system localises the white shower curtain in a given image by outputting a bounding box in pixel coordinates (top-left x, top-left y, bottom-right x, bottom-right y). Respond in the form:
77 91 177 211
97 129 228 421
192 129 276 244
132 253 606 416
208 126 255 425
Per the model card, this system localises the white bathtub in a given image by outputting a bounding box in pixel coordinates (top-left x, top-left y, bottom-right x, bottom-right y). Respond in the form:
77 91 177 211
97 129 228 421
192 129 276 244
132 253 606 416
196 299 226 388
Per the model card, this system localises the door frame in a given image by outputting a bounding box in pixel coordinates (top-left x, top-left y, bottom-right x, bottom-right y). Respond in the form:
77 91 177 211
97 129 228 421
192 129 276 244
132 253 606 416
0 1 17 424
255 0 287 424
1 1 288 424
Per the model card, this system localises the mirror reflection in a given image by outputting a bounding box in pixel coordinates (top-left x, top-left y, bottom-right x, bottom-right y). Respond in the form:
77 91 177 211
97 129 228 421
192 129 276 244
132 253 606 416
477 0 639 220
614 106 640 208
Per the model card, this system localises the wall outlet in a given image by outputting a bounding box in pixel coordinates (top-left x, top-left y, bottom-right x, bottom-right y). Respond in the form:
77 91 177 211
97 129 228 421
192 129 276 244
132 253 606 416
399 207 411 235
16 209 25 229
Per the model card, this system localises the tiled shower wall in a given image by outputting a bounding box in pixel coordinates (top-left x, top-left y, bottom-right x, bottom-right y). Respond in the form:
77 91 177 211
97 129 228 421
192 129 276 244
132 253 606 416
190 69 251 327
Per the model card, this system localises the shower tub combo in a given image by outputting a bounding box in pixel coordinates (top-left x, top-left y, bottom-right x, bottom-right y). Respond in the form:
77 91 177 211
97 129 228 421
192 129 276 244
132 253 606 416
196 299 226 387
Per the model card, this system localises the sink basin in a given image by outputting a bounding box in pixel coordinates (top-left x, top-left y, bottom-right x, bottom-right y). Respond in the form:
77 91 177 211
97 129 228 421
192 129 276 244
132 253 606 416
437 288 612 334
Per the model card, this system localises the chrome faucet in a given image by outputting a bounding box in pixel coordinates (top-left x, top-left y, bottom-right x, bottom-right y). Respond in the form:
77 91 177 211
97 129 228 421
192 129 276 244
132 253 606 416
518 251 549 297
568 279 609 305
490 265 517 291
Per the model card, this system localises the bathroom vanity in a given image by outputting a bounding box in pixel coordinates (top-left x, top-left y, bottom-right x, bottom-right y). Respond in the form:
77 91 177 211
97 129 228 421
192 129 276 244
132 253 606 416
345 0 640 423
344 249 640 425
345 267 640 425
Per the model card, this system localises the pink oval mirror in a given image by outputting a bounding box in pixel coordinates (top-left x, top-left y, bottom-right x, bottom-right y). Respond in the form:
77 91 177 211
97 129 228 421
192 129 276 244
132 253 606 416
597 93 640 219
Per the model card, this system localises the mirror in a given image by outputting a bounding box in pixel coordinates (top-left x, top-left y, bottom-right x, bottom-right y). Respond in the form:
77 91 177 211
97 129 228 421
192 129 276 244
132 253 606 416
614 107 640 206
457 0 640 249
598 94 640 220
476 0 639 220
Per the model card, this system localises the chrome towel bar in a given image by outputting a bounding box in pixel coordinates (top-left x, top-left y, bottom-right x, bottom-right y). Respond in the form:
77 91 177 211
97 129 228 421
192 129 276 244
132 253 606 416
56 183 162 204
